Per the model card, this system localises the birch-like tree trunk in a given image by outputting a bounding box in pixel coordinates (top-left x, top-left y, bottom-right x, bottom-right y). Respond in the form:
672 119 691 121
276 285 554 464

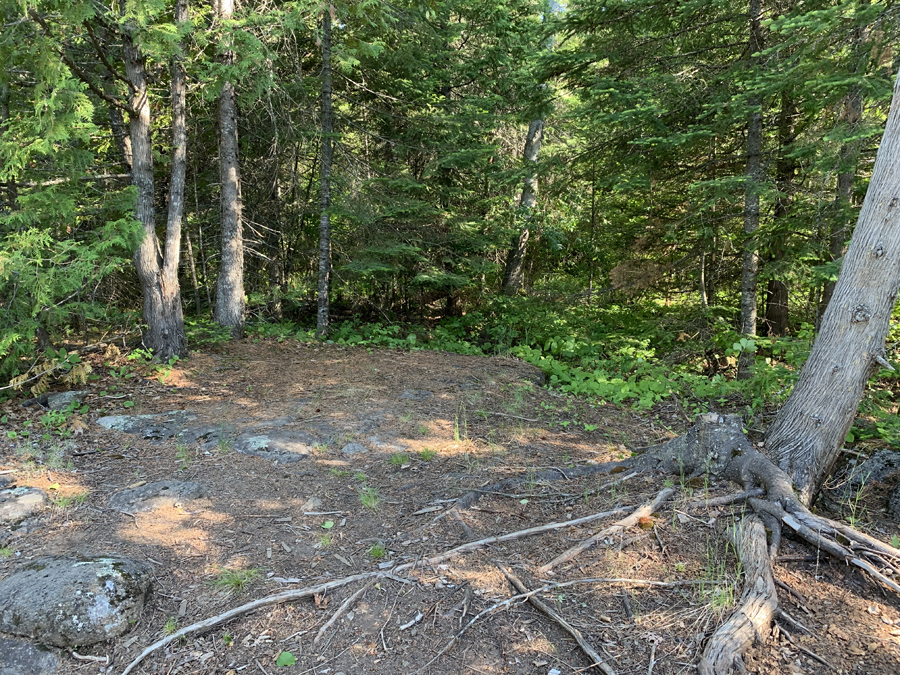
123 24 187 359
316 8 333 338
736 0 764 379
502 118 544 295
766 68 900 505
213 0 245 338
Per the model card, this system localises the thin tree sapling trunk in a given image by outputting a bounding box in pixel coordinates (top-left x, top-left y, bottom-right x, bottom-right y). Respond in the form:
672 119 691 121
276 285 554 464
316 8 333 338
737 0 764 379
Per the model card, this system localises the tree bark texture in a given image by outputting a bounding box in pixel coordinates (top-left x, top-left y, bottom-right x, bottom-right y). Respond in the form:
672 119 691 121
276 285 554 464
767 68 900 505
763 91 797 337
213 0 245 338
316 9 333 338
502 118 544 296
737 0 764 379
124 28 187 359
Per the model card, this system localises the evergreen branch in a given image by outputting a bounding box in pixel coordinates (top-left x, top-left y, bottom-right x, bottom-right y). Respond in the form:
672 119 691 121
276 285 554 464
83 19 134 93
27 10 136 116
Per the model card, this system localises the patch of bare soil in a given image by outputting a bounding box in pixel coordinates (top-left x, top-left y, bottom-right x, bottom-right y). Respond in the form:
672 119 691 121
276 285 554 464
2 340 900 675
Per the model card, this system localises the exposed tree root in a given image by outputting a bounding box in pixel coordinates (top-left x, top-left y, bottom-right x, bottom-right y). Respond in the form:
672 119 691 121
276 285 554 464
698 515 776 675
636 413 900 673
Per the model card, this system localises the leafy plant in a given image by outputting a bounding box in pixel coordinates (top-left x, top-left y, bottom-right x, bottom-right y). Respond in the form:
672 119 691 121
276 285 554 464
275 652 296 667
418 448 437 461
163 617 178 635
390 453 407 466
368 541 387 559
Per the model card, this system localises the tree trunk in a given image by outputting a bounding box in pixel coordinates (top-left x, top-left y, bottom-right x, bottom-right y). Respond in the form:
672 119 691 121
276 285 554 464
502 118 544 296
123 26 187 359
213 0 245 338
316 9 333 338
763 91 797 337
766 67 900 505
737 0 764 379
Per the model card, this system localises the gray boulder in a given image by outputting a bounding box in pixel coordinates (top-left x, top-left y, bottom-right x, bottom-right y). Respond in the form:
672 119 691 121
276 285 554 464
0 487 47 525
0 636 59 675
96 411 197 440
0 556 152 647
341 442 368 455
108 481 206 513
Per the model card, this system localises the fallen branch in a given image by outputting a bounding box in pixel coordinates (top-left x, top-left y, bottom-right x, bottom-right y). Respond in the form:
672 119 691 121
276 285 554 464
538 488 674 574
120 572 385 675
314 580 373 644
500 566 616 675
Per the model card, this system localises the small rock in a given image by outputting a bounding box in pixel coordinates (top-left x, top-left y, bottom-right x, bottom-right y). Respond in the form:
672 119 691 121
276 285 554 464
233 431 315 463
399 390 432 401
46 391 88 411
341 443 368 455
838 449 900 499
300 496 323 511
0 635 59 675
108 481 206 513
0 487 47 525
0 556 152 647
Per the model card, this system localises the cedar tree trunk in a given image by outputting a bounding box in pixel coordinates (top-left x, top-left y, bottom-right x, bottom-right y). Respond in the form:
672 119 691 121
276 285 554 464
123 27 187 359
766 67 900 505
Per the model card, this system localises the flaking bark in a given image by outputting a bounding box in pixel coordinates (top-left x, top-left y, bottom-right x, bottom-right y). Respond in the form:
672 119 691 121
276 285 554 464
766 67 900 505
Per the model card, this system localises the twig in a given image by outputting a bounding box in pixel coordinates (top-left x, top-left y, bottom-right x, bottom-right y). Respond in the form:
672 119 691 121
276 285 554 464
314 580 373 644
779 626 833 669
647 641 658 675
499 566 615 675
489 412 539 422
71 651 109 664
539 489 674 574
256 659 270 675
120 572 385 675
775 608 812 635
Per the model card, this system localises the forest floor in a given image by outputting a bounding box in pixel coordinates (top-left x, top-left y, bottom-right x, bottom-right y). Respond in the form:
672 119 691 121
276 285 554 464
2 339 900 675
